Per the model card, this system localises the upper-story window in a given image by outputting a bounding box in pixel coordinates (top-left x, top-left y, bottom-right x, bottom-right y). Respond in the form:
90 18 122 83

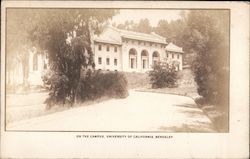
114 59 118 66
98 44 102 51
114 46 117 52
166 51 169 58
106 45 110 52
177 53 180 59
172 53 174 59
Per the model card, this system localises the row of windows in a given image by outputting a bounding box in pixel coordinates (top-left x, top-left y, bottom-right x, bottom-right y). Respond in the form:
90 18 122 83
98 44 118 52
98 57 118 66
122 39 165 48
166 52 180 59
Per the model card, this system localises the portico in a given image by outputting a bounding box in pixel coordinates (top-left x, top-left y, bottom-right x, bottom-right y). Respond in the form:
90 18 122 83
93 25 184 72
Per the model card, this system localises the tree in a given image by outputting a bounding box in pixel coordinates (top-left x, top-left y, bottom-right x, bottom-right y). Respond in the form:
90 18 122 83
117 19 152 34
117 20 137 31
183 10 229 111
134 18 152 34
154 19 186 46
29 9 117 106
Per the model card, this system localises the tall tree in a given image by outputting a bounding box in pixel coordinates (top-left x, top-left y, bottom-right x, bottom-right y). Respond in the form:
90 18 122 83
154 19 186 46
7 9 117 104
183 10 229 111
38 9 116 105
134 18 152 34
117 19 152 34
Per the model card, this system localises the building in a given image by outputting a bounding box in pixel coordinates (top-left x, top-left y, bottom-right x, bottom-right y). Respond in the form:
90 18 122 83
165 42 184 71
6 26 184 88
6 48 49 88
93 26 184 72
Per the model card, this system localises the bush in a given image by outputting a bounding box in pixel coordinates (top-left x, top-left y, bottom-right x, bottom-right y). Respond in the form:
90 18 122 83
148 61 178 89
42 71 71 108
76 70 128 102
43 70 128 108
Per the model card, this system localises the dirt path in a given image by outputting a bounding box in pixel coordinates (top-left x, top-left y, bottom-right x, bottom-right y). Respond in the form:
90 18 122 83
7 91 216 132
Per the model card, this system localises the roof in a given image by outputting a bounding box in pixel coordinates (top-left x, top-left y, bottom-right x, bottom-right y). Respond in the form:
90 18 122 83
94 25 167 45
165 42 184 53
94 37 121 45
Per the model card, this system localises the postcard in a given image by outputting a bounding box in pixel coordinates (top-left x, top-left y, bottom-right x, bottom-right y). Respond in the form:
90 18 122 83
1 1 249 158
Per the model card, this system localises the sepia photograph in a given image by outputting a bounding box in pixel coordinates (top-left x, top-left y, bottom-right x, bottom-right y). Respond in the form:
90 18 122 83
4 8 230 132
1 1 249 159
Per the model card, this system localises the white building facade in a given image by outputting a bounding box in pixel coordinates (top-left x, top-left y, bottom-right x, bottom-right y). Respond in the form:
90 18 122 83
93 26 184 72
6 48 49 87
7 26 184 88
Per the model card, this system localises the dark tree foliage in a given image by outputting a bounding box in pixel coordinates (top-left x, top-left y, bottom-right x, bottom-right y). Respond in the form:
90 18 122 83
183 10 229 111
149 61 178 89
154 18 186 46
116 18 152 34
29 9 118 107
75 71 128 102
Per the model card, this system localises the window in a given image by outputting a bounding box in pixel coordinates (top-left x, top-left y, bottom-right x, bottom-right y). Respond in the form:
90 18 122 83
177 53 180 59
131 58 135 68
114 46 117 52
107 45 110 51
44 63 47 69
98 57 102 64
98 44 102 51
172 53 174 59
166 52 169 58
33 53 38 71
153 60 157 66
142 59 146 69
114 59 118 66
106 58 110 65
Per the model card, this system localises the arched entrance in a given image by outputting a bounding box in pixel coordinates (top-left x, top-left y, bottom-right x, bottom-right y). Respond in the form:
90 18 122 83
152 51 160 65
129 48 137 69
141 50 149 69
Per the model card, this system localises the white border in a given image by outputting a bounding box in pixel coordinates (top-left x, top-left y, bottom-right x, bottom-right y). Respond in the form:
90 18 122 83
1 1 249 158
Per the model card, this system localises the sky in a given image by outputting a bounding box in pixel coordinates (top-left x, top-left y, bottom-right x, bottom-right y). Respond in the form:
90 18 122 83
111 9 183 27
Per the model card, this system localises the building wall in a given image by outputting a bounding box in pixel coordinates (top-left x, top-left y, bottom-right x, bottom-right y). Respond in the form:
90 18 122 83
28 51 48 85
93 39 184 72
120 39 166 72
94 42 122 71
165 51 183 71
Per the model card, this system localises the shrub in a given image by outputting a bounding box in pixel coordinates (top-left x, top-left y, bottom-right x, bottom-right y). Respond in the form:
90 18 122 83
43 70 128 108
148 61 178 89
75 70 128 102
43 71 70 108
